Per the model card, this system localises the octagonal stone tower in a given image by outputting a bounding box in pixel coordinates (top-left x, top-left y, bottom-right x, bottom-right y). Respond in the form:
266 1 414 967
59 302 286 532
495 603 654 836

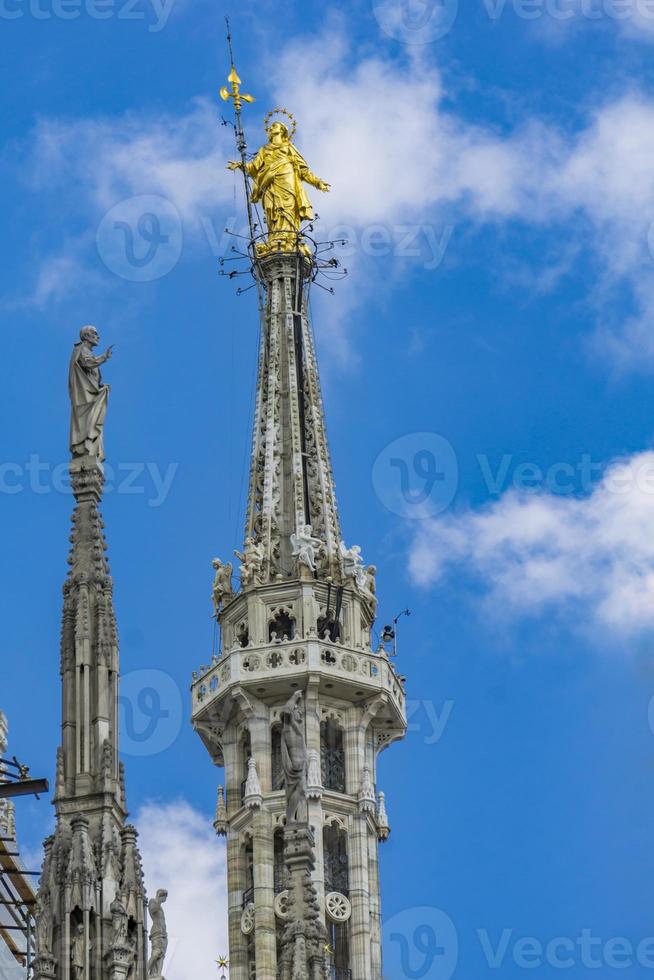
192 253 407 980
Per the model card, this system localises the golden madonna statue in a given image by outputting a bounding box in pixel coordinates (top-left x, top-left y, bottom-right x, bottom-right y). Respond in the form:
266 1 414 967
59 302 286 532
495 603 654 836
228 113 330 256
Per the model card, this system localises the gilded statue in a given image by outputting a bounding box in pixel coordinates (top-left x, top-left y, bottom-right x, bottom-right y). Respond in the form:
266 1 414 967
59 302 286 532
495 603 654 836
228 112 330 255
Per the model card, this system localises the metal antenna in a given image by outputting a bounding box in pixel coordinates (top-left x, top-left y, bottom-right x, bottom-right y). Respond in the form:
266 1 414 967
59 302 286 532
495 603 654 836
222 17 257 251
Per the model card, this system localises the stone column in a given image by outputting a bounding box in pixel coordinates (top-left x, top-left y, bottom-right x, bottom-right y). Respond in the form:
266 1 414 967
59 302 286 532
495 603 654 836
348 813 372 980
252 810 277 980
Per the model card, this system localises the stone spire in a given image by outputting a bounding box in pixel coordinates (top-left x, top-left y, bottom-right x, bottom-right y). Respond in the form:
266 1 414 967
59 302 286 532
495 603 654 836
192 251 407 980
34 331 151 980
192 84 406 980
242 253 345 585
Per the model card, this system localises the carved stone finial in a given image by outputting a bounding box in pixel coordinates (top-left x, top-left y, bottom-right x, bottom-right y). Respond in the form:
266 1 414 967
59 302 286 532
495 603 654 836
243 757 263 811
377 791 391 842
358 766 376 814
213 786 227 836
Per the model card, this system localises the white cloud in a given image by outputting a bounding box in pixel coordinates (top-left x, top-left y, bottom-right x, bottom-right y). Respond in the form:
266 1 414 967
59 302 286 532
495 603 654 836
29 99 233 228
136 799 228 980
410 451 654 637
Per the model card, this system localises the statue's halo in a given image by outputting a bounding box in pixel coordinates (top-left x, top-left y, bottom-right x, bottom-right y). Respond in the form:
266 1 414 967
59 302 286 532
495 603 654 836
264 107 298 140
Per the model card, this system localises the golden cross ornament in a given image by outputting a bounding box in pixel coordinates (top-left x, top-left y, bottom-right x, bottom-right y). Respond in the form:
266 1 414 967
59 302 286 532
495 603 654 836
219 66 255 113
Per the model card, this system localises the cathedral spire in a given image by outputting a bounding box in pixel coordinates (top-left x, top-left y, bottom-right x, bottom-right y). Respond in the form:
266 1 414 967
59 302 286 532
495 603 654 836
192 65 407 980
34 328 155 980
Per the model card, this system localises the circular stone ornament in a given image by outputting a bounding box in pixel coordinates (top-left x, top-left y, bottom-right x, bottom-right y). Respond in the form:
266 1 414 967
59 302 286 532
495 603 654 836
273 890 291 921
240 903 255 935
325 892 352 923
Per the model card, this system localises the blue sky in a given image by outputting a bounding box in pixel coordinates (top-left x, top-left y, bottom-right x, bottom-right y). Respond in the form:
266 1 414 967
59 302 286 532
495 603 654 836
3 0 654 977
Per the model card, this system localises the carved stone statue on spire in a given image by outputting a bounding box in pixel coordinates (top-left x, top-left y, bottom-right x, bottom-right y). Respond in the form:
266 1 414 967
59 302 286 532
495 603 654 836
68 325 113 461
147 888 168 979
291 523 321 573
234 536 264 587
281 690 308 825
211 558 233 615
228 112 330 255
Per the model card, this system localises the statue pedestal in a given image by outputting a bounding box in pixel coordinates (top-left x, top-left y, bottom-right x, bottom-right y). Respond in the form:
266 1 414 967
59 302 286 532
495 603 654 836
104 944 132 980
69 455 104 503
33 954 57 980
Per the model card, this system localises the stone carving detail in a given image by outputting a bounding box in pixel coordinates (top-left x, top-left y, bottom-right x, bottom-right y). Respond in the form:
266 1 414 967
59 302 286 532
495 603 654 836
290 523 321 573
362 564 378 612
306 749 323 800
213 786 227 837
235 536 264 587
377 791 391 842
243 757 263 810
339 540 366 587
358 766 376 814
110 890 129 950
273 890 291 921
68 325 113 461
147 888 169 979
35 891 53 959
325 891 352 923
281 691 308 825
70 922 85 980
211 558 233 615
240 902 255 936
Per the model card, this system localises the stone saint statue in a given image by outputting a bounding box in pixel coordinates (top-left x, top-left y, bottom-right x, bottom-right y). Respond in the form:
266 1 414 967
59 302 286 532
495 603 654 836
147 888 168 979
291 524 321 573
228 119 330 255
70 922 85 980
110 891 129 950
68 325 114 461
281 690 308 825
35 891 53 958
211 558 233 616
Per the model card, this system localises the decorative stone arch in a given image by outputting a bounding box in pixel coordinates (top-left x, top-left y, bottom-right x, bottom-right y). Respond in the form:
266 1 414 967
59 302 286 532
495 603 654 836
322 813 347 832
234 619 249 648
268 605 296 642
